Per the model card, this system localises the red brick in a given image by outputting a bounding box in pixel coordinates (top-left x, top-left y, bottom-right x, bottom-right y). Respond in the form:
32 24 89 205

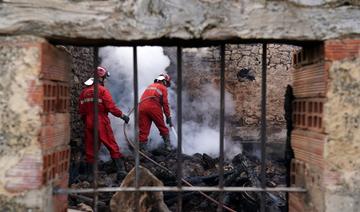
289 192 305 212
292 98 325 133
41 80 71 114
53 174 69 212
291 129 326 168
5 153 42 193
57 82 70 113
40 43 71 82
43 146 70 185
27 79 44 107
290 159 306 187
325 39 360 61
293 62 326 98
42 80 58 113
292 45 324 68
289 159 308 212
40 113 70 151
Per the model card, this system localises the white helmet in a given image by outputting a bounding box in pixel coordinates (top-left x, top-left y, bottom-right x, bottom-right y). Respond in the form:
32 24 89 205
154 73 171 87
156 75 166 81
83 66 110 86
84 78 94 86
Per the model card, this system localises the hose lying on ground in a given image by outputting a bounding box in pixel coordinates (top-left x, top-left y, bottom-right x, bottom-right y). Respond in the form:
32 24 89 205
122 99 237 212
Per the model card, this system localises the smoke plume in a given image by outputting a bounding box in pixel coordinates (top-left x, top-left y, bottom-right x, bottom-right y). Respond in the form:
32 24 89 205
98 46 241 160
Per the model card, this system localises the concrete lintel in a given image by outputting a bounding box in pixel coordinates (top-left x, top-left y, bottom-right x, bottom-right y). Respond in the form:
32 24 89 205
0 0 359 45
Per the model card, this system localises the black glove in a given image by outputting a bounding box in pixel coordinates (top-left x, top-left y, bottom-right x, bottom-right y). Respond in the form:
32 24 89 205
121 114 130 124
166 116 173 127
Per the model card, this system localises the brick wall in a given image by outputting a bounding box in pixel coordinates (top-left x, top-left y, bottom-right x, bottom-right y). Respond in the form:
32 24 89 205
290 39 360 211
39 43 71 212
289 43 327 212
0 36 71 211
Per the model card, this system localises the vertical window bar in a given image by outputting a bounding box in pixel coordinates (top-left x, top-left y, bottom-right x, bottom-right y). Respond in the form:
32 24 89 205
92 47 99 212
133 46 140 212
176 46 183 212
217 44 225 212
260 43 267 212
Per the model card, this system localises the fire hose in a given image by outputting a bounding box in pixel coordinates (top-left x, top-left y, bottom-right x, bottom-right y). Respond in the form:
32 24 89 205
122 98 237 212
169 126 185 153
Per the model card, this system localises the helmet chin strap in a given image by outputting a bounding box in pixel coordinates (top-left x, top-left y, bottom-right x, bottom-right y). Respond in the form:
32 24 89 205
162 80 169 87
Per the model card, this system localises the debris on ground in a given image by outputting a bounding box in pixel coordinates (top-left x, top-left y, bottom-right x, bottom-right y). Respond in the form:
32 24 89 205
69 146 287 212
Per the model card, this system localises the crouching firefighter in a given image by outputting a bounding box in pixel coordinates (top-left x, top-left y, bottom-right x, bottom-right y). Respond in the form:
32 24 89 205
79 66 130 182
139 73 173 151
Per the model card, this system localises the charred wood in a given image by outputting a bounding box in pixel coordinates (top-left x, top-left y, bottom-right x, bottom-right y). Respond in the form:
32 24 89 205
69 194 106 209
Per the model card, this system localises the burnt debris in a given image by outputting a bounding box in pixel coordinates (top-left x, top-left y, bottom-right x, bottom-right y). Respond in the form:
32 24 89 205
69 147 286 212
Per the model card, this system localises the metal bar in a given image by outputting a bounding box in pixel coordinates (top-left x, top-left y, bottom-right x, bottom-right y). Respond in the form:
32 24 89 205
176 46 183 212
50 38 320 49
260 43 267 212
55 186 307 194
218 44 225 212
133 46 140 212
92 47 99 212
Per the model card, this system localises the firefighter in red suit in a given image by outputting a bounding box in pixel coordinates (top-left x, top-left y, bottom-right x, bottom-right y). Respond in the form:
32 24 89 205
139 73 173 151
79 66 130 181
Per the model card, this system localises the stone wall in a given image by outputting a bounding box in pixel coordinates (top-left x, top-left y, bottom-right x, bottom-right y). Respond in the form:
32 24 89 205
0 1 359 43
323 39 360 212
0 1 358 211
168 44 297 145
63 47 95 150
226 44 296 127
0 36 71 211
61 46 95 184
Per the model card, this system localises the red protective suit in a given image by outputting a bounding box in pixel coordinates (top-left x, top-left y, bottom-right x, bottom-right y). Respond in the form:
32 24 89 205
139 82 171 143
79 85 124 163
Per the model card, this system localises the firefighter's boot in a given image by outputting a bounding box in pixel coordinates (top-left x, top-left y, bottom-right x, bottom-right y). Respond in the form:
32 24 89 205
139 142 148 152
113 158 127 182
162 134 172 151
85 162 94 183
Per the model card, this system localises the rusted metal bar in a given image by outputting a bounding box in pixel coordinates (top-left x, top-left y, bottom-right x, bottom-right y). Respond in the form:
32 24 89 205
55 186 307 193
260 43 267 212
176 46 183 212
218 43 225 212
92 47 99 212
133 46 140 212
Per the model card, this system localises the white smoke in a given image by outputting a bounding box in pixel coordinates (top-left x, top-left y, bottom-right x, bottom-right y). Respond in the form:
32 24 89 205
98 46 170 160
98 46 241 160
181 84 238 158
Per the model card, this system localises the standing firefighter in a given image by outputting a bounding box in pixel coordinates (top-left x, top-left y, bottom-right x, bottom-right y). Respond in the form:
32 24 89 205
79 66 130 181
139 73 173 151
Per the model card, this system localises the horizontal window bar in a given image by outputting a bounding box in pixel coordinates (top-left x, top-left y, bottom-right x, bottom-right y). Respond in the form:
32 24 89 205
54 186 306 194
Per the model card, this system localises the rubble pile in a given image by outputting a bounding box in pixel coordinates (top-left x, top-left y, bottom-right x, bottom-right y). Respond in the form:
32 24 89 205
69 146 287 212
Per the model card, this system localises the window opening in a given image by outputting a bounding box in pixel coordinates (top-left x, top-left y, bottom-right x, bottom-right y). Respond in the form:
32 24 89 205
57 42 308 212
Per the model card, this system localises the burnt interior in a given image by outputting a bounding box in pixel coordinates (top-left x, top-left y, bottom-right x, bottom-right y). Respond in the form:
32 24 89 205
64 42 317 212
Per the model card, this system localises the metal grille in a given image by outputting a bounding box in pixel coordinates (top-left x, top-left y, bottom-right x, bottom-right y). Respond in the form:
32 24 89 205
55 43 306 212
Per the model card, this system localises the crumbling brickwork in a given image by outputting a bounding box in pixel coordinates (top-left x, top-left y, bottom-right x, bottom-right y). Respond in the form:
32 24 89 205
0 36 71 212
290 43 327 212
290 39 360 212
